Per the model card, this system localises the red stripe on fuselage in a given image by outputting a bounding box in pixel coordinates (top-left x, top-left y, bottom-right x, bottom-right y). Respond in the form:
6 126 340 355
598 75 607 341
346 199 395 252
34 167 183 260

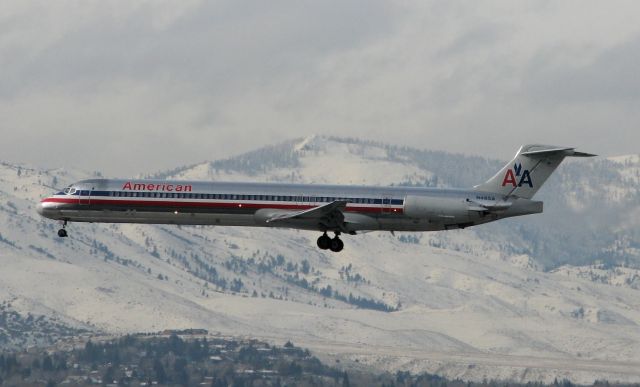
41 197 404 214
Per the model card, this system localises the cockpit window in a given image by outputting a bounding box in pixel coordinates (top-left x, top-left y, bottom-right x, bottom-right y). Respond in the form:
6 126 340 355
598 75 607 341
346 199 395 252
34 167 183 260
63 187 77 195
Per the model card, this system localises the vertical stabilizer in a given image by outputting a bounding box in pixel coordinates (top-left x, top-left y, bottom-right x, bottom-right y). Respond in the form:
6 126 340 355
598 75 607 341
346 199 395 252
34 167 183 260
473 144 595 199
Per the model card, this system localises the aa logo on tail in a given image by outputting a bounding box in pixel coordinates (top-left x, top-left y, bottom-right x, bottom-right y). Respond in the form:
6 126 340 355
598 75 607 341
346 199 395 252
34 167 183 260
502 162 533 187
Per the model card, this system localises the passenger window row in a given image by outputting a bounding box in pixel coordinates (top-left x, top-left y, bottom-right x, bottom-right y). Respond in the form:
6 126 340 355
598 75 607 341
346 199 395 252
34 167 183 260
106 191 383 204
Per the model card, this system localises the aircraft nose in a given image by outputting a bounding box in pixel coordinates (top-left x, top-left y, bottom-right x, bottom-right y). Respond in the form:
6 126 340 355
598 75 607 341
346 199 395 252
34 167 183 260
37 200 58 219
36 201 46 216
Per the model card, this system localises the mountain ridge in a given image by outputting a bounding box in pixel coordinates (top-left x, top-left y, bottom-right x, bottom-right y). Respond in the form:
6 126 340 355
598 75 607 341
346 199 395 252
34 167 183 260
1 136 640 383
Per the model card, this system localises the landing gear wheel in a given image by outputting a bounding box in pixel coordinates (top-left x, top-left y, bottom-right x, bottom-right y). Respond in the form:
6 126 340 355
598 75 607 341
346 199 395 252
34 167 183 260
317 233 331 250
329 237 344 253
58 220 68 238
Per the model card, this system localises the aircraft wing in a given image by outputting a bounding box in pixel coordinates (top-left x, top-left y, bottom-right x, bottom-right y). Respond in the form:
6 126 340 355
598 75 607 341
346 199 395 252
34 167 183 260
265 200 348 223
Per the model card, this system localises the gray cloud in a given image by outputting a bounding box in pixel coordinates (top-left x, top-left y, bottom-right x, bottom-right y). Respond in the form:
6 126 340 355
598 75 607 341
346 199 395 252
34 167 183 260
524 34 640 104
1 1 640 176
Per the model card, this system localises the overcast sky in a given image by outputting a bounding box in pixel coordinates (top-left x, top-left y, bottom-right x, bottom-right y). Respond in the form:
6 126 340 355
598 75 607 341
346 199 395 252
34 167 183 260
1 1 639 176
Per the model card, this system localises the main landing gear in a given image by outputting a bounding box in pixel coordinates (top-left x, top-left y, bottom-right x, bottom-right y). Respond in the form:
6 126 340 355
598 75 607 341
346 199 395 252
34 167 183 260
57 220 68 238
317 232 344 252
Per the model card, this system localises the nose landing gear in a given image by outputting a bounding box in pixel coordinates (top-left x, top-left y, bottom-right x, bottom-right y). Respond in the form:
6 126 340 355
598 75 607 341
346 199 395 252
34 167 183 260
317 232 344 252
58 220 68 238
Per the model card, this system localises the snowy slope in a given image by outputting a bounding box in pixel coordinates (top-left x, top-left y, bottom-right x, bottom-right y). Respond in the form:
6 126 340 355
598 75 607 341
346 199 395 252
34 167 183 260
1 137 640 383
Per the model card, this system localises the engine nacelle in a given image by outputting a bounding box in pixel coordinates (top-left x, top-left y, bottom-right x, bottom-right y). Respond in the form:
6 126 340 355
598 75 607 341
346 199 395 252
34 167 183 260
403 195 471 222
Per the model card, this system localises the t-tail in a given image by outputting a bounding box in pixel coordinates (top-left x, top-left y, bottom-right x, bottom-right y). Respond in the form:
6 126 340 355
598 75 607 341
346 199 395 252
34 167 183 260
474 144 596 199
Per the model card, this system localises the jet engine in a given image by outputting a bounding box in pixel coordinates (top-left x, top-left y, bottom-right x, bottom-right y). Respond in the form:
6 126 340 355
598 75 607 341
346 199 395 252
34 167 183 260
403 195 471 222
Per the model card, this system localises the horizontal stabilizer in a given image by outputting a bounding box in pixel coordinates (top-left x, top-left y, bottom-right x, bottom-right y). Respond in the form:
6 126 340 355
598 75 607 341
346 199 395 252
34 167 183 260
521 147 597 158
572 151 598 157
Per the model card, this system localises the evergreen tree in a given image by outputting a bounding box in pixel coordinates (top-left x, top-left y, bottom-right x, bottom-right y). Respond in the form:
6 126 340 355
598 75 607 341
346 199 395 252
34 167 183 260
342 371 350 387
154 359 167 384
42 355 54 372
103 366 115 384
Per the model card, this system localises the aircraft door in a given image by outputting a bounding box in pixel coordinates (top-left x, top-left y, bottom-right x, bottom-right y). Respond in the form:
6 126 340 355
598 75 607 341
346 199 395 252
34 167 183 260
79 189 92 205
381 196 393 214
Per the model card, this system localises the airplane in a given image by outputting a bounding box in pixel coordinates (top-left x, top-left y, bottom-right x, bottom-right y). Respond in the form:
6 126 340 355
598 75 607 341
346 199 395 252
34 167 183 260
37 144 595 252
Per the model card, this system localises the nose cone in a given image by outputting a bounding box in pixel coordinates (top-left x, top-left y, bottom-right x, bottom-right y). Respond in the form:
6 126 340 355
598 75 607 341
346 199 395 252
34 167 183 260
37 200 59 219
36 201 45 216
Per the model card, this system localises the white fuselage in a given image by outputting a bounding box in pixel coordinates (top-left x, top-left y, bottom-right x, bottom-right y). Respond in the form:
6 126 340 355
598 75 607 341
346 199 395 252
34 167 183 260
37 178 542 233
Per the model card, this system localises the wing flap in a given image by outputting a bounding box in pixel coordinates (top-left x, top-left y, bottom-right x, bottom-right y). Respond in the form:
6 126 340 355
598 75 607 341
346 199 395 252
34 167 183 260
265 200 348 223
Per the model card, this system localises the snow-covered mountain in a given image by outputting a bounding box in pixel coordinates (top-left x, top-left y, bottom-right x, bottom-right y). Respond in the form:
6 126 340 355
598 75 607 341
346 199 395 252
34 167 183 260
1 136 640 383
